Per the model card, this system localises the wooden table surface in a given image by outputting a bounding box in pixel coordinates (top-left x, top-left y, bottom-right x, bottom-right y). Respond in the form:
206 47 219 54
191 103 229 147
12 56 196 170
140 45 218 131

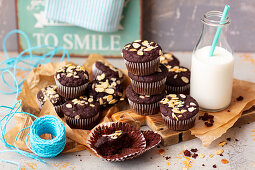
0 51 255 170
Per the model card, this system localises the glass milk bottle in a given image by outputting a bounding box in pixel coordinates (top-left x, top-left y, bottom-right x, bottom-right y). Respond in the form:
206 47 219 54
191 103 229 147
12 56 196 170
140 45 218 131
190 11 234 112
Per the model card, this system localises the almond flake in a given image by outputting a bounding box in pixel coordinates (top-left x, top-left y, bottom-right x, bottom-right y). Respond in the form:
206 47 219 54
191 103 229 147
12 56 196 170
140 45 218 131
142 40 149 46
132 43 141 48
66 103 72 108
139 95 145 99
159 50 163 55
180 94 186 98
106 95 113 102
198 153 205 158
90 104 95 107
57 74 60 79
130 49 137 51
137 51 143 55
216 149 224 155
188 107 196 112
109 99 117 104
120 98 125 101
75 115 80 119
190 102 196 106
88 98 93 102
174 74 178 79
105 88 114 94
116 80 121 84
95 87 104 92
219 141 227 147
99 98 104 105
181 76 189 83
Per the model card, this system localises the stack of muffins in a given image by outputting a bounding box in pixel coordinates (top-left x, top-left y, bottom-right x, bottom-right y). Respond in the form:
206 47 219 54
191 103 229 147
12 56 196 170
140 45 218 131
37 63 124 130
123 40 168 115
123 40 199 131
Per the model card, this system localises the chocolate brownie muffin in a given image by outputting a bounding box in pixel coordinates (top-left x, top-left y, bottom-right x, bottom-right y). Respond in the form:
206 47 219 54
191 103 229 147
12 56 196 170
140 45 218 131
128 64 168 95
91 61 124 81
37 85 65 117
63 96 100 129
90 74 123 107
126 85 165 115
160 53 180 67
165 65 190 94
55 64 89 99
122 40 162 76
94 130 133 157
87 122 146 161
160 94 199 131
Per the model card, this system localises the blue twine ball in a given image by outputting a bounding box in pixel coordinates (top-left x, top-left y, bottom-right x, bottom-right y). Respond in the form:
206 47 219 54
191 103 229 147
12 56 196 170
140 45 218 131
29 115 66 158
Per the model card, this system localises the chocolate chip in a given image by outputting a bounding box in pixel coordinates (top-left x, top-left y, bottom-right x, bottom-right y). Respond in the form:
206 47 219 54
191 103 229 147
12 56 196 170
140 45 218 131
192 153 198 159
205 122 213 127
191 148 198 152
165 156 171 160
213 164 217 168
184 150 191 157
202 164 205 166
236 96 243 101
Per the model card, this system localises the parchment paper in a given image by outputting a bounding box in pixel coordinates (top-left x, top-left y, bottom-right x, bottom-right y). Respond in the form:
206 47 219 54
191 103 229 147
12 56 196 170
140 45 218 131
5 55 255 153
5 56 129 154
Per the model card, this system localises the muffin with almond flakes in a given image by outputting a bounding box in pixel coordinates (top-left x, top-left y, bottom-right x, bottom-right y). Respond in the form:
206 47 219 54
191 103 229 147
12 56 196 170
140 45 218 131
63 96 100 130
89 73 123 108
55 64 89 99
160 94 199 131
122 40 162 76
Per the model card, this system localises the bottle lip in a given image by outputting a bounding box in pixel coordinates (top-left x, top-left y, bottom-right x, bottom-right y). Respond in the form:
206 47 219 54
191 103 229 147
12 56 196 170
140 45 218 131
201 11 230 26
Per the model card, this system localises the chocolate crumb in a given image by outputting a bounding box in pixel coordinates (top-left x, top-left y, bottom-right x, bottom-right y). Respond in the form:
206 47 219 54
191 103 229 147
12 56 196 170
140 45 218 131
220 154 223 156
236 96 243 101
199 113 214 127
226 137 231 141
213 164 217 168
191 148 198 152
235 139 239 141
157 145 160 148
150 157 153 159
184 150 191 157
202 164 205 166
165 156 171 160
80 159 82 161
205 122 213 127
227 110 230 112
192 153 198 159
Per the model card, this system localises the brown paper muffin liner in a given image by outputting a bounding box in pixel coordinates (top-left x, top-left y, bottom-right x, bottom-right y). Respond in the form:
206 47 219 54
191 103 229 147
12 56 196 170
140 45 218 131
128 99 160 115
36 98 64 117
124 57 160 76
91 63 103 80
161 113 196 131
54 76 89 99
166 84 190 94
131 78 166 95
87 122 146 161
64 112 100 130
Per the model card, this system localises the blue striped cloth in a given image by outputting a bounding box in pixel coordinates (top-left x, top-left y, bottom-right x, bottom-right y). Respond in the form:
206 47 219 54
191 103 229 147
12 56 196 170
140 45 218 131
45 0 125 32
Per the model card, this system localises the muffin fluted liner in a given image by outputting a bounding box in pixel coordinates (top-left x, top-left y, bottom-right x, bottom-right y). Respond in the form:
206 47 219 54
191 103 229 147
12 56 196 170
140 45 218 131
36 97 64 117
128 99 160 115
64 112 99 130
86 122 146 161
161 113 196 131
124 57 160 76
131 78 166 95
166 84 190 94
54 76 89 99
